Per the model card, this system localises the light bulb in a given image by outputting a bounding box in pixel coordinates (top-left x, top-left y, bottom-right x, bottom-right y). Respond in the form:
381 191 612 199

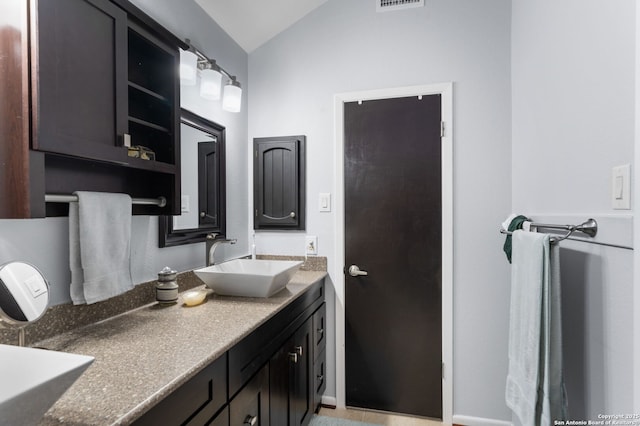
179 49 198 86
222 80 242 113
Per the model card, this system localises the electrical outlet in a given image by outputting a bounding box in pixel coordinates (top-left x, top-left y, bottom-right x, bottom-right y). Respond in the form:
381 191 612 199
305 236 318 256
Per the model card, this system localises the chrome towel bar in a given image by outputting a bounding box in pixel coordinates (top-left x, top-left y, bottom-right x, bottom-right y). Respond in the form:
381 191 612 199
500 218 598 243
45 194 167 208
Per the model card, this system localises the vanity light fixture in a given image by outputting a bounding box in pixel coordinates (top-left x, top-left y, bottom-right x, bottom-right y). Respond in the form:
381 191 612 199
179 40 243 112
222 77 242 113
179 44 198 86
200 60 223 100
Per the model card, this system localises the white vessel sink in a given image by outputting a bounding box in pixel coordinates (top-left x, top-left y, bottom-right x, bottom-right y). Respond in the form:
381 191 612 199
194 259 303 297
0 344 94 426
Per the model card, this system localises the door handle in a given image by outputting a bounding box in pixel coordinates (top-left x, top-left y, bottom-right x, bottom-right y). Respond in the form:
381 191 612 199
348 265 368 277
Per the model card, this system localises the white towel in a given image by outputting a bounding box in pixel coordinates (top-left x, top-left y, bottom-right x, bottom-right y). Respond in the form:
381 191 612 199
501 214 518 231
69 192 133 305
505 231 567 426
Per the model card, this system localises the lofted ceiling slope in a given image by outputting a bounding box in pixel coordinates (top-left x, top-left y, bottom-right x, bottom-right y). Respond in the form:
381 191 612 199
194 0 329 53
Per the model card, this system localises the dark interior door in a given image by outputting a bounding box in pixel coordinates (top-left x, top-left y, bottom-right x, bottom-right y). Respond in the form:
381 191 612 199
344 95 442 418
198 141 219 227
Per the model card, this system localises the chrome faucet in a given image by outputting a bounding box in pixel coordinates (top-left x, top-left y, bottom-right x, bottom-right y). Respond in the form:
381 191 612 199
206 233 237 266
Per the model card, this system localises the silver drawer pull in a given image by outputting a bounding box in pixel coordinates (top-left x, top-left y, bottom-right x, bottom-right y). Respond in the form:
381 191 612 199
295 345 303 356
289 352 298 363
244 415 258 425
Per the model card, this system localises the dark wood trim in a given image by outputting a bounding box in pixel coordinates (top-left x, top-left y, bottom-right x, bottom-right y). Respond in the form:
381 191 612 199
0 1 32 217
110 0 188 49
158 109 226 247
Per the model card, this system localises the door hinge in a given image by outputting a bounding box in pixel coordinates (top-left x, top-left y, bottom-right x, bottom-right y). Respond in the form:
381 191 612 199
440 121 445 138
441 362 445 379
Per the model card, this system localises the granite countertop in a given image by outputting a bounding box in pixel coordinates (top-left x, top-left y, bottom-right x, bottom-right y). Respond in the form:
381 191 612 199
36 270 327 425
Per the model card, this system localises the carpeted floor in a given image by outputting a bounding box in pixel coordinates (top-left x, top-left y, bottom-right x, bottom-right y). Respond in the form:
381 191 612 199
309 415 381 426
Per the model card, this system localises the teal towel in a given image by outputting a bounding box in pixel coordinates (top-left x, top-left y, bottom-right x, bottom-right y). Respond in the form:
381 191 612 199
503 215 529 263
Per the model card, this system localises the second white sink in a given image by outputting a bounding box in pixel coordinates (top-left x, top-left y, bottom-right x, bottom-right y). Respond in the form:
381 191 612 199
0 344 94 426
194 259 303 297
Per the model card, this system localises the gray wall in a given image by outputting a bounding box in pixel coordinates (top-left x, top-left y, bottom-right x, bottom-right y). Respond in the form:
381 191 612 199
511 0 635 418
248 0 513 421
0 0 250 305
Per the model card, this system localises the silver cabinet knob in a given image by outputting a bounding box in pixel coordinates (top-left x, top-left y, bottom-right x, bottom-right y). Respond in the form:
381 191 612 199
244 415 258 425
295 345 303 356
289 352 298 363
200 212 206 218
348 265 368 277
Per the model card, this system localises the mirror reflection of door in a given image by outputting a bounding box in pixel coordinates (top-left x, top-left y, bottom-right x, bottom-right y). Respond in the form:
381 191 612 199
173 124 215 230
198 141 219 228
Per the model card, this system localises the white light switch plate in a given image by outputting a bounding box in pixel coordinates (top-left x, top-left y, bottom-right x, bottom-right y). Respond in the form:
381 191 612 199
612 164 631 210
181 195 190 213
319 193 331 212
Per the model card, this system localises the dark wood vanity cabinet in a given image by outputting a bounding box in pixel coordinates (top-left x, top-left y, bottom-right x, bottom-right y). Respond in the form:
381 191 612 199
0 0 184 218
133 279 326 426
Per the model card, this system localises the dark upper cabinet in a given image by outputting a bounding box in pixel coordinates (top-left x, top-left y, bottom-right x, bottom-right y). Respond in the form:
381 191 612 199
0 0 184 218
34 0 128 161
254 136 306 230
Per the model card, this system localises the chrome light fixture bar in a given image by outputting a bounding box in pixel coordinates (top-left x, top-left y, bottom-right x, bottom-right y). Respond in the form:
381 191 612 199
180 39 242 113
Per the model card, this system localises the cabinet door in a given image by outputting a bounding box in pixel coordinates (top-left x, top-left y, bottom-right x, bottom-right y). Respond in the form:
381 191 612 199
34 0 128 161
253 136 306 230
269 318 313 426
230 365 270 426
290 318 313 426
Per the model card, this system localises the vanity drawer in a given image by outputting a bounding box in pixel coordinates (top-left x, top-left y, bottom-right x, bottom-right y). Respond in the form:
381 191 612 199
313 348 326 412
133 353 227 425
313 303 326 361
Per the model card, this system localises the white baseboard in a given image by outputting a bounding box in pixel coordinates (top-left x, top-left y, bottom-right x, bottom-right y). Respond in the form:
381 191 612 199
453 414 512 426
321 396 338 407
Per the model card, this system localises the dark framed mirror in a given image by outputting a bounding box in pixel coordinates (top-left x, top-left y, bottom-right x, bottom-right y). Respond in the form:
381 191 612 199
159 109 226 247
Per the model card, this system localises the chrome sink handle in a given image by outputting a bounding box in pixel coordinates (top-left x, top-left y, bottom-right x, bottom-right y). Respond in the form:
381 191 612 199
348 265 368 277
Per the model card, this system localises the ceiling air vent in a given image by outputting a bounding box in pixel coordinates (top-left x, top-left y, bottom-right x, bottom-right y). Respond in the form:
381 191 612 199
377 0 424 12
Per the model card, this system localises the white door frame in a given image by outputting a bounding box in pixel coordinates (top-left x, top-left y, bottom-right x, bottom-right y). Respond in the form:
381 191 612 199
333 83 453 424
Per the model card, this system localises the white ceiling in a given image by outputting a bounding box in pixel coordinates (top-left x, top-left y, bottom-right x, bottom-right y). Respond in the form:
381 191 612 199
194 0 329 53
